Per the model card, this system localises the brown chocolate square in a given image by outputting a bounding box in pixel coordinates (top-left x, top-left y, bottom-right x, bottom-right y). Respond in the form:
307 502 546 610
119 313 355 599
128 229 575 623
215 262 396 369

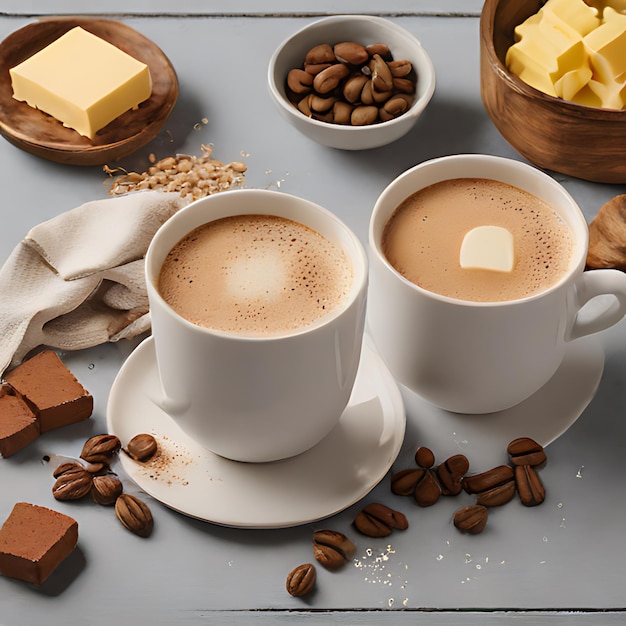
0 502 78 585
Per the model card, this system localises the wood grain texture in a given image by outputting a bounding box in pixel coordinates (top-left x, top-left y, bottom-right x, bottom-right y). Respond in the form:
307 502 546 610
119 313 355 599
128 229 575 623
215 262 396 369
0 17 179 166
480 0 626 184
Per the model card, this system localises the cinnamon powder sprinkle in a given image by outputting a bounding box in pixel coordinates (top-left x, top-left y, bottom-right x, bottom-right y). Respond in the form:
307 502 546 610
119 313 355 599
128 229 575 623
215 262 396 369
137 435 194 486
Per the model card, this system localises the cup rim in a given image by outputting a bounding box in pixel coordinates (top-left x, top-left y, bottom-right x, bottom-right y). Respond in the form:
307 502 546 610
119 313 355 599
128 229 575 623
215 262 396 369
368 154 588 307
146 188 368 340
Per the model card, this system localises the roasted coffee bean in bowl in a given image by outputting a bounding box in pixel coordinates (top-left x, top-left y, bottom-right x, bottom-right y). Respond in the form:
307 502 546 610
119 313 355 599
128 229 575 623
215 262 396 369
480 0 626 183
268 15 435 150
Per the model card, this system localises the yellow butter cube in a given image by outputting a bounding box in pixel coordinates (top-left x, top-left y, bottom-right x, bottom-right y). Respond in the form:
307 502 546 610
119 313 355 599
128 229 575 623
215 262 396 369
541 0 601 36
570 83 604 107
506 44 559 96
10 26 152 139
584 7 626 82
554 65 593 99
589 76 626 108
506 20 586 96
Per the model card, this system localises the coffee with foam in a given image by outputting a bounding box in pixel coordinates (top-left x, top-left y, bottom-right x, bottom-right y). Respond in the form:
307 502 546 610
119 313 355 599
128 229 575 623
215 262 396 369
158 214 353 335
382 178 574 302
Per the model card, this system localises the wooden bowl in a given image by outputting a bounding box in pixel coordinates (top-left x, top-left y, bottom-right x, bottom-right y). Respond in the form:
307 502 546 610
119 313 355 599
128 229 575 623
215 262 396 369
480 0 626 184
0 17 178 166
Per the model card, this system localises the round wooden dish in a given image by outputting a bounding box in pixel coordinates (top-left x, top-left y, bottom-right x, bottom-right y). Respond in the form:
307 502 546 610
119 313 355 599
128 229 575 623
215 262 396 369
480 0 626 184
0 17 179 166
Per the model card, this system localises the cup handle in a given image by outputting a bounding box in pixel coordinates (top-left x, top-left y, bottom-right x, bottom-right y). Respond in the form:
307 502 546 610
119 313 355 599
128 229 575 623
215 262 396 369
569 269 626 340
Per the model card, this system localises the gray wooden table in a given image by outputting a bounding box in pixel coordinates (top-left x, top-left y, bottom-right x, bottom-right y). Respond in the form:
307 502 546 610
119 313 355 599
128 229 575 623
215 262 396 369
1 3 625 624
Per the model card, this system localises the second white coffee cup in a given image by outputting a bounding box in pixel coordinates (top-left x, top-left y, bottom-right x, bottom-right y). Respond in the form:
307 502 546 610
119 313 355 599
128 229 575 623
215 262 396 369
145 189 368 462
368 154 626 414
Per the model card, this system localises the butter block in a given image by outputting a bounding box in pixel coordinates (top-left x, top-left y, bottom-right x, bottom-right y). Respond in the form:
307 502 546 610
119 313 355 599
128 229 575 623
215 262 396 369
542 0 601 36
507 16 588 96
589 1 626 18
584 7 626 82
10 26 152 139
572 76 626 108
506 43 559 97
569 82 604 107
554 65 593 99
460 226 515 273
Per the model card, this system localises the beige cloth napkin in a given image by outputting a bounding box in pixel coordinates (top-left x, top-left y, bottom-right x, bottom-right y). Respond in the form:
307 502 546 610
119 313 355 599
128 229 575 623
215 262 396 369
0 190 187 375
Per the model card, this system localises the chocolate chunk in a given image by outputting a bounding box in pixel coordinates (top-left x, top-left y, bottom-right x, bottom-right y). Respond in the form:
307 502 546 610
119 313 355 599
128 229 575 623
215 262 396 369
0 385 39 458
0 502 78 584
5 351 92 432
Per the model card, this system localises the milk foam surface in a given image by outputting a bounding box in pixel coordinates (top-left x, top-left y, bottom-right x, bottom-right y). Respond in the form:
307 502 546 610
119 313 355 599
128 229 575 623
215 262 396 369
158 214 353 335
382 178 574 302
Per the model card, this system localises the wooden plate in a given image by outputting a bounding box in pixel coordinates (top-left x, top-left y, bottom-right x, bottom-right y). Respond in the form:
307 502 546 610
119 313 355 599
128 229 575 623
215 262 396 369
0 17 179 166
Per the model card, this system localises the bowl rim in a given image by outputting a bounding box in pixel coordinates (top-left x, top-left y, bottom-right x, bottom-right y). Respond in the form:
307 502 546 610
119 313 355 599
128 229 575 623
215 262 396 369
480 0 626 121
267 14 436 134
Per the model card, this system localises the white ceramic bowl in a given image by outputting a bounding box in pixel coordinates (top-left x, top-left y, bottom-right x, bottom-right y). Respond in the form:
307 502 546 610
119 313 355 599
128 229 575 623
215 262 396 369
268 15 436 150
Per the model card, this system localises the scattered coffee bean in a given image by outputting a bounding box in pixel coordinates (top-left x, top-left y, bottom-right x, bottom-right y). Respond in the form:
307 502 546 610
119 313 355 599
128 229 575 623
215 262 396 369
286 563 316 597
463 465 514 495
312 530 356 570
91 473 124 506
124 433 158 462
453 505 488 535
475 480 516 507
80 434 121 464
507 437 546 467
515 464 546 506
391 466 442 506
389 439 548 537
115 493 154 538
463 464 516 509
436 454 470 496
415 446 435 468
390 468 422 496
52 464 93 501
49 436 156 539
413 469 442 507
354 502 408 537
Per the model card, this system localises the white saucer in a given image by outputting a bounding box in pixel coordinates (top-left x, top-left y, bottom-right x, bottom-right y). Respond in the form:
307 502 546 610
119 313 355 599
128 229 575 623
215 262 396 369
400 335 605 472
106 336 406 528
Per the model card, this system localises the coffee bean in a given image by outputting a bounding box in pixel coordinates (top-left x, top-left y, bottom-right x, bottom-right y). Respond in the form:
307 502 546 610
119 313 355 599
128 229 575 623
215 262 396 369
413 469 442 507
436 454 470 496
475 479 516 507
515 464 546 506
453 504 488 534
354 511 392 537
463 465 514 495
415 446 436 468
390 468 421 496
286 563 316 597
507 437 547 467
354 502 408 537
312 530 356 570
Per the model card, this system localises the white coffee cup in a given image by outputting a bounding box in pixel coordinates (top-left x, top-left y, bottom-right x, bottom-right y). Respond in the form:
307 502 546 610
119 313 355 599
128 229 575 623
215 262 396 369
368 154 626 414
145 189 368 462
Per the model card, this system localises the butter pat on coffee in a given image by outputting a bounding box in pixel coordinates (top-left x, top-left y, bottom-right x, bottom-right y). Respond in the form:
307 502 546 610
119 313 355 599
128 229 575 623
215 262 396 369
460 225 515 273
10 26 152 139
